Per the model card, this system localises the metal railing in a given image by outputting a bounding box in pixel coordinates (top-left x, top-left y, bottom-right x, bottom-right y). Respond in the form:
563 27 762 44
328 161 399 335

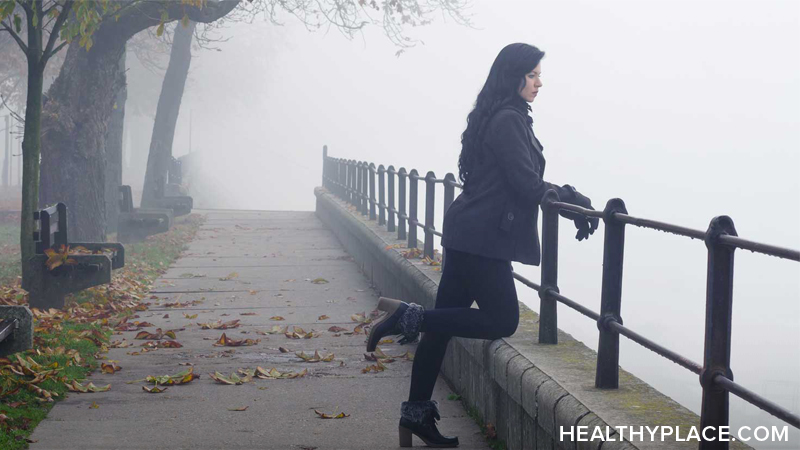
321 145 800 449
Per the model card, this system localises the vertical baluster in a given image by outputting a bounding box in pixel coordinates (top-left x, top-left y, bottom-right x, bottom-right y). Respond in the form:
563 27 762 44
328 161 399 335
443 173 456 217
424 171 436 259
595 198 628 389
442 173 456 268
341 159 347 199
357 161 364 213
322 145 328 189
539 189 560 344
408 169 419 248
378 165 386 226
361 162 368 216
350 159 358 207
349 160 355 205
332 156 337 196
699 216 738 450
369 163 377 220
387 166 396 232
398 168 407 241
337 159 344 198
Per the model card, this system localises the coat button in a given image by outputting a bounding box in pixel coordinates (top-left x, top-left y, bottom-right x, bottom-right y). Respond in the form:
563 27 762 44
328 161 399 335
507 212 514 221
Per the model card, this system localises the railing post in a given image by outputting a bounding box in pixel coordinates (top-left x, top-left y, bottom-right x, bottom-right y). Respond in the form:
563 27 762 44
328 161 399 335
423 171 436 259
338 158 345 198
369 163 377 220
355 161 361 208
349 160 356 206
539 189 560 345
595 198 628 389
442 173 456 268
361 162 369 216
398 168 408 241
699 216 738 450
322 145 328 189
387 165 396 232
378 165 386 226
443 173 456 217
354 160 360 207
408 169 419 248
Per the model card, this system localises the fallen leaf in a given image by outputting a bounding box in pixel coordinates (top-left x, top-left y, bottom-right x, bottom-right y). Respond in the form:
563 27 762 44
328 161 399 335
228 406 249 411
240 312 258 316
198 319 241 330
318 315 330 320
67 381 111 393
213 333 260 347
254 367 307 379
101 362 122 374
485 423 497 439
310 278 329 284
142 386 168 393
295 350 335 363
284 326 316 339
362 360 387 374
314 409 350 419
269 316 285 321
278 347 290 353
209 371 246 385
328 326 348 332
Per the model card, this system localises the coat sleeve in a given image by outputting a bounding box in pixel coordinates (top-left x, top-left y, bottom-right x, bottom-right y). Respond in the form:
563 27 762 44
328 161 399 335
486 110 574 207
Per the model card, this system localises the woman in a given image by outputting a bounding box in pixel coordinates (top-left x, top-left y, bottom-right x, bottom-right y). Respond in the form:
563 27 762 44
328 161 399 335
366 43 599 448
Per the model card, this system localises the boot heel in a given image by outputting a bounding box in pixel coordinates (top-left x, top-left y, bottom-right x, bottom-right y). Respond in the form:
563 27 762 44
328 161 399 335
399 426 413 447
377 297 400 313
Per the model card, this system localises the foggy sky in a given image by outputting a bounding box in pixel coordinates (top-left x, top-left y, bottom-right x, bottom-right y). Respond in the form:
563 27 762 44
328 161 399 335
128 1 799 448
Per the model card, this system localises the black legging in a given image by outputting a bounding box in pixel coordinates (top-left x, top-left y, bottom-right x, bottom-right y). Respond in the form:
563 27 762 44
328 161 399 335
407 247 520 402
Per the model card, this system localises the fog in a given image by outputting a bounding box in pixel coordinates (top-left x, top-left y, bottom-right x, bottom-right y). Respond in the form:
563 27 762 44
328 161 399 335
124 0 799 448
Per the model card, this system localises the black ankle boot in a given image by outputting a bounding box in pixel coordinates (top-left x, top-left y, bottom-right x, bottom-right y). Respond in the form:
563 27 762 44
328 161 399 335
399 400 459 448
366 297 424 352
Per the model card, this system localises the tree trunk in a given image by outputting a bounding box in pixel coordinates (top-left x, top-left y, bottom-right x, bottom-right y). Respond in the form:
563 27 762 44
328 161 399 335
39 1 237 240
105 50 127 236
39 36 127 242
141 21 196 208
20 60 44 278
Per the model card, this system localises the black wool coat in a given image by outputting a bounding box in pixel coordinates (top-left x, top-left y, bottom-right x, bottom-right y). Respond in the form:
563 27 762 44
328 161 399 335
441 104 576 265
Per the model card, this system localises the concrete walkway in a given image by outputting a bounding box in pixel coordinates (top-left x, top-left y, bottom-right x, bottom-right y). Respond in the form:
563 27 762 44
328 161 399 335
30 210 489 450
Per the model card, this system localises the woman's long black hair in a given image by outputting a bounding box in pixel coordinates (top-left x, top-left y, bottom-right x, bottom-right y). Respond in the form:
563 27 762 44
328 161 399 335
458 43 545 189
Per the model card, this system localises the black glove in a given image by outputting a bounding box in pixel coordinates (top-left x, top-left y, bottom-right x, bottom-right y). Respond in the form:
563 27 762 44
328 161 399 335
560 186 599 241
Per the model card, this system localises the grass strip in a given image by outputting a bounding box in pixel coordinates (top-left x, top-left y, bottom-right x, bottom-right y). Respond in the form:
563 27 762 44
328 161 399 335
0 214 204 449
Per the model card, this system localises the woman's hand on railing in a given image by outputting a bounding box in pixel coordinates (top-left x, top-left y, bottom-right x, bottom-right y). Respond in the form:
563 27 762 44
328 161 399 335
558 186 599 241
560 210 594 241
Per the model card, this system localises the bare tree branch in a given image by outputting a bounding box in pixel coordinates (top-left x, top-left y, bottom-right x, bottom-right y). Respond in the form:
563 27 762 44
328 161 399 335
43 0 73 63
0 91 24 123
1 20 29 55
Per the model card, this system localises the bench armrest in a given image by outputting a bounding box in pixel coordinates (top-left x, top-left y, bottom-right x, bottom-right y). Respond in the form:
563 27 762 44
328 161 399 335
69 242 125 270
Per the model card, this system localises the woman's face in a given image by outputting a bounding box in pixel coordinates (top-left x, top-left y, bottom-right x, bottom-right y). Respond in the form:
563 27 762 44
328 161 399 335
518 63 542 103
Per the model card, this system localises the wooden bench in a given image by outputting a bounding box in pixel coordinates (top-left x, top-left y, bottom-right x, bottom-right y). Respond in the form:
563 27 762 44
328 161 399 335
169 156 183 185
150 175 193 217
22 203 125 309
0 306 33 356
117 185 173 243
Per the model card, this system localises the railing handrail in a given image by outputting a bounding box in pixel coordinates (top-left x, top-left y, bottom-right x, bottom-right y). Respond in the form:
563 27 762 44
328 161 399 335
320 148 800 445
